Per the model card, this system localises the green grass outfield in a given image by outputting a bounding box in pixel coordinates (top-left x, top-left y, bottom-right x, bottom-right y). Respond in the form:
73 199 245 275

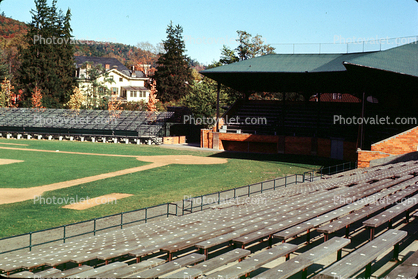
0 138 342 238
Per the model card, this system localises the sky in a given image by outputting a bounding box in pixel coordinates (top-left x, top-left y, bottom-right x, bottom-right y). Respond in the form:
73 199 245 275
2 0 418 65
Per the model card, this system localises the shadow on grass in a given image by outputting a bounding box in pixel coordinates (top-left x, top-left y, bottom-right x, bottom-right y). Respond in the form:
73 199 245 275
208 151 347 169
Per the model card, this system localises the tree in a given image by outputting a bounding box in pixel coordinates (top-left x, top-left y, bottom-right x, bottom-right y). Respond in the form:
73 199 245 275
215 30 275 66
31 86 44 109
78 62 114 109
147 79 159 112
129 41 160 76
0 78 21 107
180 78 237 120
153 21 193 103
65 86 85 112
108 94 122 118
16 0 76 108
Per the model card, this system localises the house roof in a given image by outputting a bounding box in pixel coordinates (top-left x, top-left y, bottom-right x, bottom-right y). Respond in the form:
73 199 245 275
201 42 418 94
74 56 147 78
75 56 128 71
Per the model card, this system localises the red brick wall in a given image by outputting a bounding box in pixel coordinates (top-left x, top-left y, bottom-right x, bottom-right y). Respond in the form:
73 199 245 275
357 126 418 168
201 129 357 160
317 138 331 158
285 137 312 155
371 127 418 155
357 150 391 168
200 129 212 148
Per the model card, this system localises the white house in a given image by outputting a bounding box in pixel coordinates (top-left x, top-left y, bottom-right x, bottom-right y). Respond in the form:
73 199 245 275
74 56 150 103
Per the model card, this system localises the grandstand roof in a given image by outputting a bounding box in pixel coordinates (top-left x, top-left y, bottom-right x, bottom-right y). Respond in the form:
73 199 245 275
201 42 418 94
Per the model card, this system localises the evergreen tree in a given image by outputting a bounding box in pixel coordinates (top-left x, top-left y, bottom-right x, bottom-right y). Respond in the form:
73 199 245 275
154 21 192 103
16 0 76 108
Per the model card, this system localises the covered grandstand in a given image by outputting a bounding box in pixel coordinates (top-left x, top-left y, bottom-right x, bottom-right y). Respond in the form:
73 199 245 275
200 42 418 161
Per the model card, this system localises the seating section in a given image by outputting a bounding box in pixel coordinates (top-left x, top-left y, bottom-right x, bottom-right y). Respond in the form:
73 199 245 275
1 160 418 278
0 108 174 138
222 100 417 144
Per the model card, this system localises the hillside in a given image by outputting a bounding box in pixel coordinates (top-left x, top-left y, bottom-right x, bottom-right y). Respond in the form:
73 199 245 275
0 14 203 73
0 14 27 38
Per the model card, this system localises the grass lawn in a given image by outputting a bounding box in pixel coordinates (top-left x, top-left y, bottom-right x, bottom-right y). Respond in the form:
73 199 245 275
0 138 343 238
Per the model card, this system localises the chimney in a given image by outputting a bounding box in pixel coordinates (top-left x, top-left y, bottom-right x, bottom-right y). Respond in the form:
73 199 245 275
131 66 136 77
142 64 149 77
105 64 110 70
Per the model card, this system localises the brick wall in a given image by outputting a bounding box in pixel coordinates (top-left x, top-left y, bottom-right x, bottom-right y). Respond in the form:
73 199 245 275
357 126 418 168
163 136 187 145
371 127 418 155
285 136 312 155
201 130 357 161
357 150 391 168
317 138 331 158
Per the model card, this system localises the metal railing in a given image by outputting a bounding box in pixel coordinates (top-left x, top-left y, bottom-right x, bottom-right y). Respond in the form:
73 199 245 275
181 161 355 214
0 161 355 255
0 203 178 255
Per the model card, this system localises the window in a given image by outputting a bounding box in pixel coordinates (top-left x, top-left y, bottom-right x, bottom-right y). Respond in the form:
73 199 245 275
130 91 137 98
332 93 342 100
119 77 123 82
111 87 118 95
139 91 146 98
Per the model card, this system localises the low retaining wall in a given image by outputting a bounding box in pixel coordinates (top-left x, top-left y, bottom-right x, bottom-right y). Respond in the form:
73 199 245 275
201 130 357 161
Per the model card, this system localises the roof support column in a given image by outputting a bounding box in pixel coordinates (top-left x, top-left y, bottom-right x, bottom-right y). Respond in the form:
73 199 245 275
216 82 221 132
360 91 366 149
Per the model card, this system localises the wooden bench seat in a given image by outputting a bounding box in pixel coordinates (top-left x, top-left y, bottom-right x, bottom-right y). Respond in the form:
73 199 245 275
162 248 250 279
7 271 34 278
31 267 64 278
96 258 166 279
233 177 401 249
72 262 127 278
255 237 350 279
275 175 418 242
195 188 346 254
161 228 233 260
45 265 95 278
313 229 407 279
206 243 298 279
126 253 205 278
364 194 418 240
318 181 418 240
385 249 418 279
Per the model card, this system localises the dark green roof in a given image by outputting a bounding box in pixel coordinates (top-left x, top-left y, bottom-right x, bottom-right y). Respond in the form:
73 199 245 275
344 42 418 77
201 42 418 94
203 42 418 77
203 52 373 74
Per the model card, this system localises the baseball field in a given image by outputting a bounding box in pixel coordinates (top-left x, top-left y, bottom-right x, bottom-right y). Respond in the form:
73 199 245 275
0 138 340 238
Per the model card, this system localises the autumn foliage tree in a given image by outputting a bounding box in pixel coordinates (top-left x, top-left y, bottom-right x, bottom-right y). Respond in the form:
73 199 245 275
65 86 85 112
31 86 44 109
147 80 159 112
0 78 21 107
129 42 161 76
108 95 123 119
